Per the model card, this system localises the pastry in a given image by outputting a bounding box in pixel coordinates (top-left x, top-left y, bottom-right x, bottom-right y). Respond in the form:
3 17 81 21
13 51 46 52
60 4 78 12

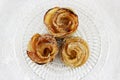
27 33 58 64
44 7 78 38
61 37 89 67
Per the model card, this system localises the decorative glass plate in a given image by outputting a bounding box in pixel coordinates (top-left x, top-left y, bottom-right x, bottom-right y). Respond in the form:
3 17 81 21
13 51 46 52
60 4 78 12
15 0 109 80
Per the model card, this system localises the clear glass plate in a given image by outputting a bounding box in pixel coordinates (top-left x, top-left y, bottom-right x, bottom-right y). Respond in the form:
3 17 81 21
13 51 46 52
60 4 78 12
15 0 109 80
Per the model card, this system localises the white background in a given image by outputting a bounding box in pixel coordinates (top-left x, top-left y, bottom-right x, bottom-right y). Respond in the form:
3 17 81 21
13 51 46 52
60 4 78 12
0 0 120 80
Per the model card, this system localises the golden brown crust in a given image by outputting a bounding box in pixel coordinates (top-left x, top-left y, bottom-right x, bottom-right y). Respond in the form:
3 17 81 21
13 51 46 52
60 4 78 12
61 37 89 67
44 7 78 38
27 33 58 64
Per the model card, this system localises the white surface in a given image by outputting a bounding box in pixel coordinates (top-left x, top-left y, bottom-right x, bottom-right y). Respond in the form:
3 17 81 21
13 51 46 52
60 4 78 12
0 0 120 80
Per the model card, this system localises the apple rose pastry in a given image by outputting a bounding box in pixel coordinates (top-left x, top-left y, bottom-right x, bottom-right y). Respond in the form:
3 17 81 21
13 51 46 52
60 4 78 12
44 7 78 38
61 37 89 67
27 33 58 64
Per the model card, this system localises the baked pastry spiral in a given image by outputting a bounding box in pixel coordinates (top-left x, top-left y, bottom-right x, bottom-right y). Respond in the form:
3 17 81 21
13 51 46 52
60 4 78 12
27 33 58 64
44 7 78 38
61 37 89 67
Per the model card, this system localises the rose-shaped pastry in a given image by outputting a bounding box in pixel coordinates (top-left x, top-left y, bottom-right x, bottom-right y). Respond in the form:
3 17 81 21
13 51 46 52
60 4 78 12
61 37 89 67
44 7 78 38
27 33 58 64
